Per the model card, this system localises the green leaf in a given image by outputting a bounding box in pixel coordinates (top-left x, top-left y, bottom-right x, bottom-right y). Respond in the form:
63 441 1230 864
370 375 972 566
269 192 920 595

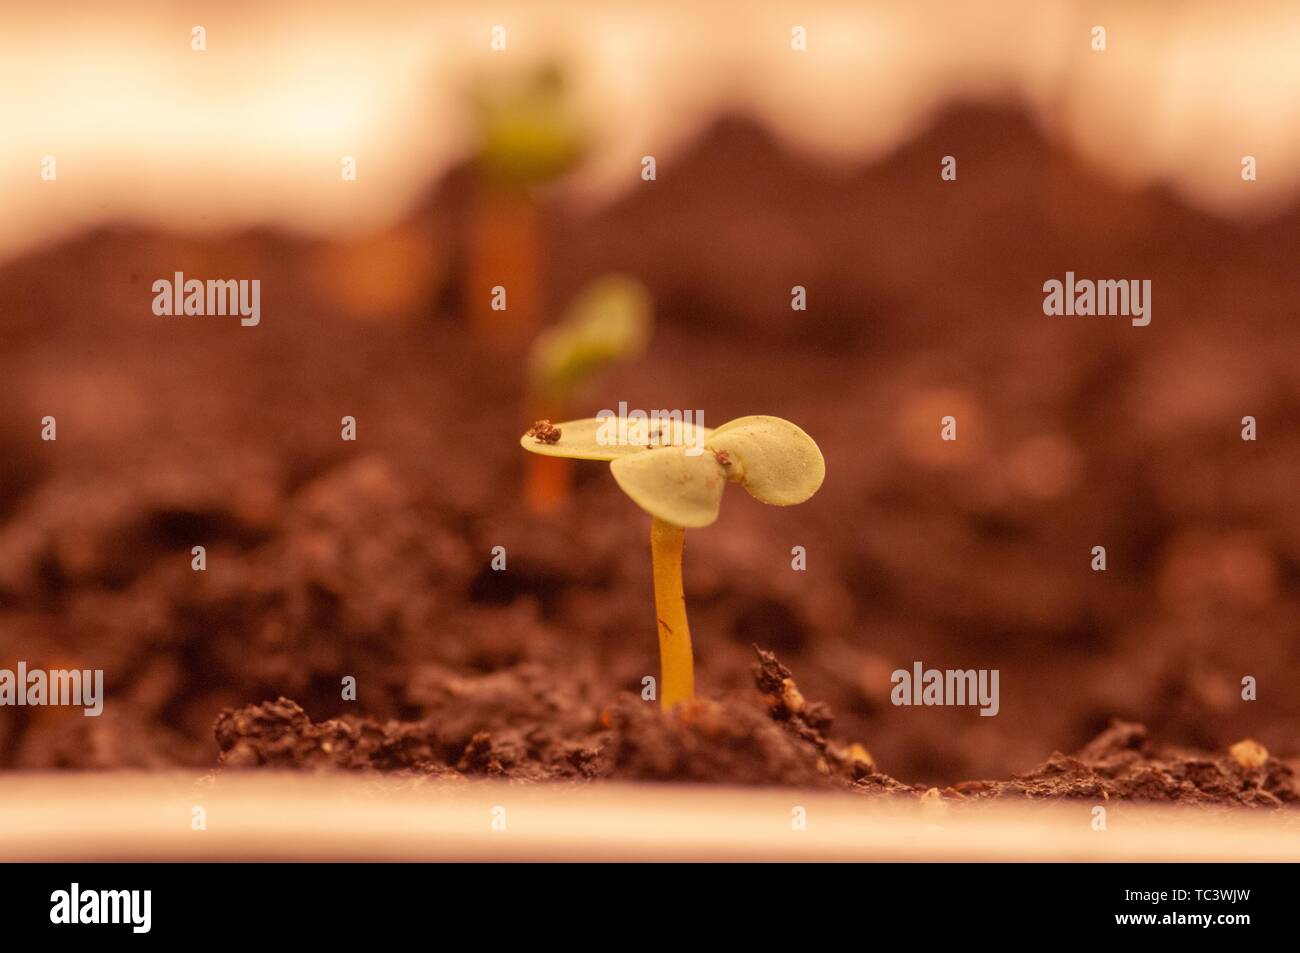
528 276 653 398
474 64 584 185
610 446 727 527
706 415 825 505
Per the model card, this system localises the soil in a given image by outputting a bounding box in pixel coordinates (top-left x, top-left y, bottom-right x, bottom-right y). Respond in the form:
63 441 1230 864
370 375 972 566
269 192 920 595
212 650 1298 807
2 104 1299 804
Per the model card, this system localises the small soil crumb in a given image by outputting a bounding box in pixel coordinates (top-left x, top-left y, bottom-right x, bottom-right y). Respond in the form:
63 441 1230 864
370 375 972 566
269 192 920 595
753 646 833 745
526 420 562 444
1228 738 1269 771
750 645 901 787
956 720 1298 807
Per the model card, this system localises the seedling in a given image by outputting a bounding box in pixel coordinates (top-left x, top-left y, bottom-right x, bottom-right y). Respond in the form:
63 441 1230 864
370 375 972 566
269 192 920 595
521 415 825 709
523 276 653 512
467 63 584 348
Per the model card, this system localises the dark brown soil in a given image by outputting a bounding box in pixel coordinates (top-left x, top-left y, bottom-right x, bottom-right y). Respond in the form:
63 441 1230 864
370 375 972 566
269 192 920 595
213 649 1298 807
953 720 1298 807
212 648 888 789
3 104 1299 800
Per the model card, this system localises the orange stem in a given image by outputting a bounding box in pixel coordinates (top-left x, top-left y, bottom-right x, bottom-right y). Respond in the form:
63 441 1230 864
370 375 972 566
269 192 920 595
650 517 694 709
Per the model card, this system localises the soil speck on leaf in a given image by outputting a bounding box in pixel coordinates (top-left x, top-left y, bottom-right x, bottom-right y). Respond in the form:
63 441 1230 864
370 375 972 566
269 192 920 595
526 420 562 444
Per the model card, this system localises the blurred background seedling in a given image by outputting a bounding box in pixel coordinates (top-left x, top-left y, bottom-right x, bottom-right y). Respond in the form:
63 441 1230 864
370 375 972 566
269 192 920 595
466 62 585 350
523 275 654 512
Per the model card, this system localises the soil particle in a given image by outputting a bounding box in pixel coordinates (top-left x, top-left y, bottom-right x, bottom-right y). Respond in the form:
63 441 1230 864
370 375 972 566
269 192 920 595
1228 738 1269 771
754 646 833 742
526 420 562 444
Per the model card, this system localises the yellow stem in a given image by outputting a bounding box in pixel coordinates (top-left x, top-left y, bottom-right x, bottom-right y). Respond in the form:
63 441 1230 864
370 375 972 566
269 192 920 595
650 517 695 710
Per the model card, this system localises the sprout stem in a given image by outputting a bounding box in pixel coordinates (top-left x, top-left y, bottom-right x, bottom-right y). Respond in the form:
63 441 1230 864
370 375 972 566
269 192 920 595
649 517 695 709
468 181 539 350
524 454 573 513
